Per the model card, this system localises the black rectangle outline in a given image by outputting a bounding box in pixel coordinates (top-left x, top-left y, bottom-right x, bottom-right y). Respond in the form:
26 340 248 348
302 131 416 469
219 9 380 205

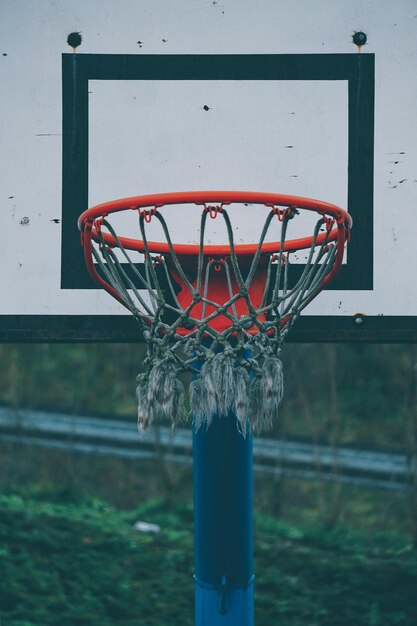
62 53 374 293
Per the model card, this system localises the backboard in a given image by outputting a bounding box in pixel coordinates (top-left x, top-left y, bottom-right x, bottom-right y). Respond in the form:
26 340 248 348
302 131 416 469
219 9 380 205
1 0 416 342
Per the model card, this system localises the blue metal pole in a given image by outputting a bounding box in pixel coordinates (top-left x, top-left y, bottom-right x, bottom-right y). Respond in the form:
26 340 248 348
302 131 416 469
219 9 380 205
193 411 254 625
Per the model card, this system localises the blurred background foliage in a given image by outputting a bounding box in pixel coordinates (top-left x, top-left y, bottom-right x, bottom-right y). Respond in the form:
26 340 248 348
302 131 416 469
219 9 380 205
1 342 416 533
1 342 417 624
0 342 413 448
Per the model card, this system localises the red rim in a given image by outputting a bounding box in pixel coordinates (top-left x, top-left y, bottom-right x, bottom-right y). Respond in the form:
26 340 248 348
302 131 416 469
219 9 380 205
79 191 352 314
78 190 352 257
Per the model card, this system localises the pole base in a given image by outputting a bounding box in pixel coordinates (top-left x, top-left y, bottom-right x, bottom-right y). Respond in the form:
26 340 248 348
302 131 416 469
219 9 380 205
194 576 254 626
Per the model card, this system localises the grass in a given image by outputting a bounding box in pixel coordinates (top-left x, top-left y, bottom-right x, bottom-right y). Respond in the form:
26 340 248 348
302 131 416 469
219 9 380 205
1 490 417 625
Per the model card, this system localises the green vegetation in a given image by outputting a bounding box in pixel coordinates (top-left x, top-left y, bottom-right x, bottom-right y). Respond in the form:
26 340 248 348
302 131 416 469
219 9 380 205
1 343 417 623
1 490 417 626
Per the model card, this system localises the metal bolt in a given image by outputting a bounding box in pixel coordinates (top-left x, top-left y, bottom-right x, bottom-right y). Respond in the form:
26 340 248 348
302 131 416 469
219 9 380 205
352 31 367 48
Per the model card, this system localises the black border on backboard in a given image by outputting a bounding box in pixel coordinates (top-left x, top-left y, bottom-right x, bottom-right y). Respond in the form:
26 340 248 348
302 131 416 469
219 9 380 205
61 53 375 295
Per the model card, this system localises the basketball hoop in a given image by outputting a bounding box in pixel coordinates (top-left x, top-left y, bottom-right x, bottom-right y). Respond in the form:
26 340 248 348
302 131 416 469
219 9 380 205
78 191 351 434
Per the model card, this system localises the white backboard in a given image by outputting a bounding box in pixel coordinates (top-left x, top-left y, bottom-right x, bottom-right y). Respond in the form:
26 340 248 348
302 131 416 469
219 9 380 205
1 0 416 341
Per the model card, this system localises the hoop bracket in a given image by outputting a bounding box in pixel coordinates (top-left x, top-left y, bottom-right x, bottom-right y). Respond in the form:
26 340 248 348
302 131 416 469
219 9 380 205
205 203 223 219
138 207 158 222
271 206 296 221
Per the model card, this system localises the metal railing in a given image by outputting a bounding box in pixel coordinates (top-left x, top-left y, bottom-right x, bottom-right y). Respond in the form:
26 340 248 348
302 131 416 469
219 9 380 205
0 406 411 491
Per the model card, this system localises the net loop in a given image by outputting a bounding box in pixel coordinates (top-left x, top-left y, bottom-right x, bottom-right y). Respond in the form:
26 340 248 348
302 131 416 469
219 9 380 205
210 257 226 272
